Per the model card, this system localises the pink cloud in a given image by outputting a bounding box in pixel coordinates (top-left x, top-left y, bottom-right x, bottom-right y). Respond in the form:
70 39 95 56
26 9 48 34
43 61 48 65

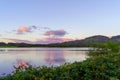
44 30 67 37
3 38 32 43
17 26 31 34
35 38 73 44
16 26 50 34
3 37 73 44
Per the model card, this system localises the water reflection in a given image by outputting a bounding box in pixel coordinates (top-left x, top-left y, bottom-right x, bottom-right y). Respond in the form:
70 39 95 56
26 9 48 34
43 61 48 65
45 49 65 66
0 48 88 75
15 59 30 68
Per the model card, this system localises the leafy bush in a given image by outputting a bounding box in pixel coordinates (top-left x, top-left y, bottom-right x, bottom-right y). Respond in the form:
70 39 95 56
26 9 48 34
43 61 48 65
88 41 120 57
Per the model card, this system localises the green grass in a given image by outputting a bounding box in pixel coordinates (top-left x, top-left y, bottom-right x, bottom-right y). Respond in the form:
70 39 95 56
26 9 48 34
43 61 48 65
0 46 18 48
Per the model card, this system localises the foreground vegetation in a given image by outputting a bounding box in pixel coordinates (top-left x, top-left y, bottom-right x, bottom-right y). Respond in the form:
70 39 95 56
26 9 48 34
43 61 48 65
0 41 120 80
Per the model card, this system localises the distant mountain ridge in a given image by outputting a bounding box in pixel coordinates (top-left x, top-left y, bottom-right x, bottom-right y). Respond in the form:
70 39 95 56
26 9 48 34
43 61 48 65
111 35 120 42
47 35 120 47
0 35 120 47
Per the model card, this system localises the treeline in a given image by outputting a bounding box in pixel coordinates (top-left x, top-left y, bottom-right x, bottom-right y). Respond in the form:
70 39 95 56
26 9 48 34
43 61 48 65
0 42 45 47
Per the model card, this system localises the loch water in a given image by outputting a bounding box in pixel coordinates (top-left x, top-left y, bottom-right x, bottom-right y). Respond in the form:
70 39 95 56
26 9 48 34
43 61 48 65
0 48 88 75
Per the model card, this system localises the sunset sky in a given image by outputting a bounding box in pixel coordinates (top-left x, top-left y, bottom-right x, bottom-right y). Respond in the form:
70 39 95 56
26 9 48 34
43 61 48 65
0 0 120 44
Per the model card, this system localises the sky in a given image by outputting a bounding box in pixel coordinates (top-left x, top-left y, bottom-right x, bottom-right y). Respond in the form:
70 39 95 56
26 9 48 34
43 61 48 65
0 0 120 44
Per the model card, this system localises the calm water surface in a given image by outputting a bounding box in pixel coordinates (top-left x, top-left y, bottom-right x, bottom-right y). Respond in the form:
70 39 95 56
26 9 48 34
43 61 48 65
0 48 88 75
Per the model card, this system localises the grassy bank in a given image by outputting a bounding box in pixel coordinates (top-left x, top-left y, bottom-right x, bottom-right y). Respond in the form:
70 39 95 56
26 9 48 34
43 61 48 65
0 46 18 48
0 41 120 80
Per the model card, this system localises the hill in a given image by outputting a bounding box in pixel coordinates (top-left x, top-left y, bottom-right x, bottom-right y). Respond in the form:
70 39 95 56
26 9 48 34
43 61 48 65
0 35 120 47
47 35 120 47
111 35 120 42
